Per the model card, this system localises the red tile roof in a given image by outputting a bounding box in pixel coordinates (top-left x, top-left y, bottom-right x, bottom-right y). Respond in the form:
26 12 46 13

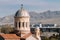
0 34 20 39
0 33 32 39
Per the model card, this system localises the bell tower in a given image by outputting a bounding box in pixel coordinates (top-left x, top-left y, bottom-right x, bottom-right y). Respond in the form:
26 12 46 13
14 4 30 35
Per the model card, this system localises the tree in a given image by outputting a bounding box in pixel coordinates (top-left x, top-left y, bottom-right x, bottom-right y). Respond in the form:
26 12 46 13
41 36 49 40
49 34 57 40
49 38 57 40
1 24 14 34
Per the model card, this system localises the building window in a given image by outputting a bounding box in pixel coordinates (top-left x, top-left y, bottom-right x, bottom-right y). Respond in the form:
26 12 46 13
15 22 17 27
26 22 27 27
23 22 24 27
19 22 20 28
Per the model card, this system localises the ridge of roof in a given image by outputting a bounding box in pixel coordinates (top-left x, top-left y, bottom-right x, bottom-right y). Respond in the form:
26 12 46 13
0 34 20 39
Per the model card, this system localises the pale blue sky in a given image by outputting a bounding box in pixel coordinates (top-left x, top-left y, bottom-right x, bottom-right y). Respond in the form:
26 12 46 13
0 0 60 17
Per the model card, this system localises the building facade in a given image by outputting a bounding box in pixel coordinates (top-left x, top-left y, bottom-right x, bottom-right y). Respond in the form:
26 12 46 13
0 4 41 40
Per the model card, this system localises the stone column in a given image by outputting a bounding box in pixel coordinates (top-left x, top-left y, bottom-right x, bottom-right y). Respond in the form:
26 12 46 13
17 22 19 30
27 22 30 28
27 22 30 32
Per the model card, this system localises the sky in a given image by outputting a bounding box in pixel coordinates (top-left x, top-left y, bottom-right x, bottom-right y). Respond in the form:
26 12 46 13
0 0 60 17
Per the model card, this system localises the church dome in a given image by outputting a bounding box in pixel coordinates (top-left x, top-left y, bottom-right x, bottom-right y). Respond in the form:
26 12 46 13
15 4 29 17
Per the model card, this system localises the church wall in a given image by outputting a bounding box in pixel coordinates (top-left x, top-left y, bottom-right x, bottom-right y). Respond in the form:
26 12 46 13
15 17 29 22
14 16 30 32
26 35 37 40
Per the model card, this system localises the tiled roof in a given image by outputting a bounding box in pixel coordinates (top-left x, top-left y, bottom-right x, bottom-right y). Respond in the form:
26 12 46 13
0 33 32 39
0 34 20 39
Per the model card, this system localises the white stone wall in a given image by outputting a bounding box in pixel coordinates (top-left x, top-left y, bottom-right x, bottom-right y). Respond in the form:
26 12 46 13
26 35 37 40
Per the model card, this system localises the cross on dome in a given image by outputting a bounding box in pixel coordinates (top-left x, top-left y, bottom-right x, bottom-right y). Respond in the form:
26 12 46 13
15 4 29 17
21 4 23 9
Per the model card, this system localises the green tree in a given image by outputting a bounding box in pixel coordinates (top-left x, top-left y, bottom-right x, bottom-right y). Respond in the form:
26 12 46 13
49 38 57 40
1 24 14 34
44 37 49 40
49 34 57 40
42 36 49 40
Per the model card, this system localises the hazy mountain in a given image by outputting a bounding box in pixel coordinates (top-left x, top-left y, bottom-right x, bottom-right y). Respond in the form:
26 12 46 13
0 10 60 26
0 15 14 25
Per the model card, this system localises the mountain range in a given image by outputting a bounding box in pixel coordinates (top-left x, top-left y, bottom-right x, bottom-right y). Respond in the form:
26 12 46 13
0 10 60 26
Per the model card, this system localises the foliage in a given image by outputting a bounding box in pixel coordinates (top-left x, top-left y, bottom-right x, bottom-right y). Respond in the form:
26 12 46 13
41 36 49 40
1 24 14 34
49 38 57 40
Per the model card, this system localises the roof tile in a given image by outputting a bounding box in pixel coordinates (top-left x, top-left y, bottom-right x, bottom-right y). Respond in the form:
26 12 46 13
0 34 20 39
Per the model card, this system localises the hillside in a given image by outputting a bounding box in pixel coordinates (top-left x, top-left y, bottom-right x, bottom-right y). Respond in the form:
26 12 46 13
0 10 60 25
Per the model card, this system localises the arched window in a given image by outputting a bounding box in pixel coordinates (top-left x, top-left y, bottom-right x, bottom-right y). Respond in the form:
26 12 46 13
15 22 17 27
22 22 24 27
19 22 20 28
26 22 27 27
